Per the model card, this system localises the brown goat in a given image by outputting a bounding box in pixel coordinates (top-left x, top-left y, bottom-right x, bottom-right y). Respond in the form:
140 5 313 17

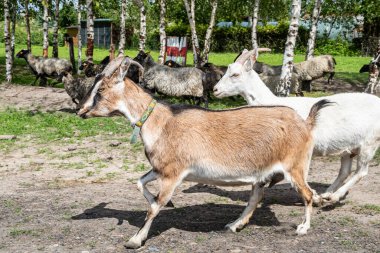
78 57 328 249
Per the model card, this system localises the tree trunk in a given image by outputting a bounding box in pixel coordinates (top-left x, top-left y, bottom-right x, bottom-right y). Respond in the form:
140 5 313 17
77 2 82 73
251 0 260 49
4 0 12 82
183 0 200 66
305 0 322 60
10 1 16 65
25 0 32 52
52 0 60 58
86 0 94 63
276 0 302 97
158 0 167 64
118 0 127 56
201 0 218 65
134 0 146 51
42 0 50 58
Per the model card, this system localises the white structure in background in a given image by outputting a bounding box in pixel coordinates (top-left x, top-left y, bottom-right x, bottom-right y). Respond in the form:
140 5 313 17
165 36 188 66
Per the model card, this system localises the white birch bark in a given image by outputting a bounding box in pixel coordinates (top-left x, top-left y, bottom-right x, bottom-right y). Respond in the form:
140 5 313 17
201 0 218 64
4 0 12 82
183 0 200 66
251 0 260 49
86 0 94 63
10 1 16 64
52 0 60 58
306 0 322 60
25 0 32 52
118 0 127 56
158 0 167 64
77 2 82 73
42 0 49 58
276 0 302 97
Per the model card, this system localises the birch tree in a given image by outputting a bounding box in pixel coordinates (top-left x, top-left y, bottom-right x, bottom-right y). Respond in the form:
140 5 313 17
183 0 201 66
306 0 322 60
118 0 127 56
158 0 167 64
77 1 82 73
86 0 94 63
52 0 60 58
10 1 16 64
25 0 32 52
275 0 302 97
251 0 260 49
4 0 12 82
134 0 146 51
42 0 50 58
201 0 218 64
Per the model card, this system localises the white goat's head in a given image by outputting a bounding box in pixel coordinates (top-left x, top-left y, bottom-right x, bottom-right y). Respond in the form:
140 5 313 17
213 48 270 98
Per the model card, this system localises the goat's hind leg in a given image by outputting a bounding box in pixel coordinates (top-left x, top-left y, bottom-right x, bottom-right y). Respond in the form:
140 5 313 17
126 173 181 249
321 154 353 200
225 183 265 232
287 165 319 235
323 145 377 204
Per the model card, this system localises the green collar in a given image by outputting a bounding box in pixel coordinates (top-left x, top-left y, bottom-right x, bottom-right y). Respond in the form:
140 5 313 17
130 99 157 144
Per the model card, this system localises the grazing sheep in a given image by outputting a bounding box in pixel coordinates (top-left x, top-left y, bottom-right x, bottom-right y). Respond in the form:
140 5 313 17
78 56 329 248
16 49 72 85
61 71 95 106
214 49 380 204
79 56 110 77
134 51 208 107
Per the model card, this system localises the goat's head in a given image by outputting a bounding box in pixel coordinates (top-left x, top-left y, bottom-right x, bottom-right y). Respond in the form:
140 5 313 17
16 49 30 59
77 57 144 119
213 49 266 98
79 61 93 71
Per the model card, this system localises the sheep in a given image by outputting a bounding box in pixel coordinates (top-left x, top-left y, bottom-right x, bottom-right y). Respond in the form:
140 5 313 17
61 71 96 106
79 56 110 77
134 51 208 107
164 60 182 68
259 72 300 95
77 56 329 248
16 49 72 85
214 49 380 204
364 48 380 94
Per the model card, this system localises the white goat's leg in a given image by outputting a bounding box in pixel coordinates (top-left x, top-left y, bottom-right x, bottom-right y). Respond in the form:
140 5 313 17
126 175 181 249
225 183 265 232
322 154 353 199
137 170 158 205
323 146 377 203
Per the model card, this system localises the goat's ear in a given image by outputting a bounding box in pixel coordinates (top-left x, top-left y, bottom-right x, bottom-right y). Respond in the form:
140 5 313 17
244 50 258 71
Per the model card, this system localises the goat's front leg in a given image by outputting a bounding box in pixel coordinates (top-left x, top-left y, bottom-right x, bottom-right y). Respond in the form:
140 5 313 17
33 75 40 86
126 173 181 249
225 183 265 232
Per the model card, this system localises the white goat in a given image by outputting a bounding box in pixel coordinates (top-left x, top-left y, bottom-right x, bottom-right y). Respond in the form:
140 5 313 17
78 56 327 248
214 49 380 204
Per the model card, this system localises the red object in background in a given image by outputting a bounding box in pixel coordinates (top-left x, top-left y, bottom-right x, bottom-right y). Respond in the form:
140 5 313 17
165 36 187 66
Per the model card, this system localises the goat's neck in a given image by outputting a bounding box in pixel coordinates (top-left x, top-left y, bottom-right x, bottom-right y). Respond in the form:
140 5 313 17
119 83 172 149
242 70 279 105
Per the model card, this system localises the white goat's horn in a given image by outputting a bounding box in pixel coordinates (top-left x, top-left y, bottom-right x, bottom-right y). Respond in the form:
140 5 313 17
236 48 272 64
102 56 125 77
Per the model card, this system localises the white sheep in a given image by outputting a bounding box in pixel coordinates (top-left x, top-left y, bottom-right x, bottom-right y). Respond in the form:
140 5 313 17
214 49 380 204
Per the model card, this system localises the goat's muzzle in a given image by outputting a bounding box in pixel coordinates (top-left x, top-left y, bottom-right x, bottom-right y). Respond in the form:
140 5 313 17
77 108 90 119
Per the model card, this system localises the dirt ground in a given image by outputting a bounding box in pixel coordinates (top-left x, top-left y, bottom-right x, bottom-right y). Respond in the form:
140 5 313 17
0 83 379 253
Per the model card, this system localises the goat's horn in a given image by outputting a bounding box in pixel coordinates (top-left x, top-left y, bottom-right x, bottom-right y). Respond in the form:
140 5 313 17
236 48 272 64
102 56 125 77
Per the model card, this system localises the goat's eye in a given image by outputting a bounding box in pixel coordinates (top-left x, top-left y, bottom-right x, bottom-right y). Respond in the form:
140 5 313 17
97 87 105 93
231 73 240 78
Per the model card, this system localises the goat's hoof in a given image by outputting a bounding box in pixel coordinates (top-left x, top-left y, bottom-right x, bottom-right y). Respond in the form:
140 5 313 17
125 238 142 249
296 224 309 235
321 193 340 204
224 225 237 233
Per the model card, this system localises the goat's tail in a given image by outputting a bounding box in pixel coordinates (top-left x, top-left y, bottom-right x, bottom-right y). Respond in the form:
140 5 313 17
332 56 337 65
306 99 333 130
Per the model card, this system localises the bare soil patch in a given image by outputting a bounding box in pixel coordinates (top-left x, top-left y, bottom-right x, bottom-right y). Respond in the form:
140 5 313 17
0 83 379 253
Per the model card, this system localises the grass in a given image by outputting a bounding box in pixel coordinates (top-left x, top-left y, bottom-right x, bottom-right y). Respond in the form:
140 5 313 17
0 44 371 85
0 108 132 143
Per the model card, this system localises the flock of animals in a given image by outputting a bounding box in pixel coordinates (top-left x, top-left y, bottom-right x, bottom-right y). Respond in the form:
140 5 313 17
14 47 380 248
